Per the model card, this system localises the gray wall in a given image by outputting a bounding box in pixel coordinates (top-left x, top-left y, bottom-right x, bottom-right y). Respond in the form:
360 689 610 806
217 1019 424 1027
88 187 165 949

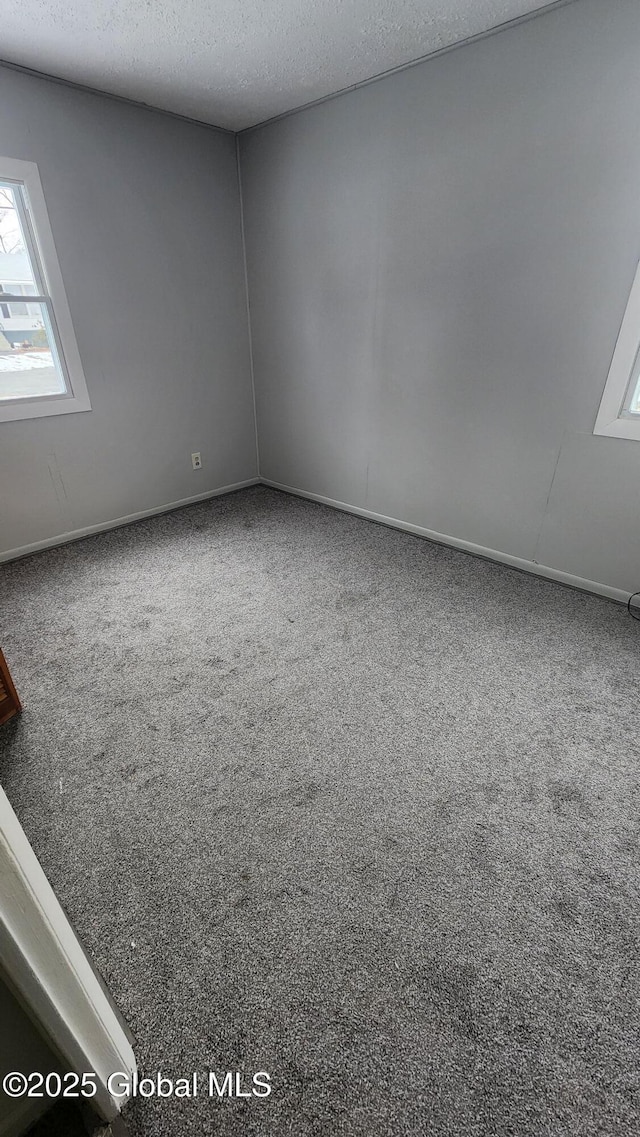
0 67 257 558
240 0 640 595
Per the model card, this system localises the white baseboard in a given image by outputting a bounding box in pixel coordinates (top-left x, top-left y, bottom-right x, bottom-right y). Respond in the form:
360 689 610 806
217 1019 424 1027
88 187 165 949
1 474 629 604
0 478 260 564
261 478 629 605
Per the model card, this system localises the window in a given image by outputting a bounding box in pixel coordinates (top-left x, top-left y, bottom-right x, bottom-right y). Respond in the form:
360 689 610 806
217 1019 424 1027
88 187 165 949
594 260 640 441
1 283 39 318
0 157 90 422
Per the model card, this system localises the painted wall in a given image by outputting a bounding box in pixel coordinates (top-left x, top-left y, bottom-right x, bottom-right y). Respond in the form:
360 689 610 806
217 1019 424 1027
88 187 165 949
240 0 640 596
0 971 59 1136
0 67 257 558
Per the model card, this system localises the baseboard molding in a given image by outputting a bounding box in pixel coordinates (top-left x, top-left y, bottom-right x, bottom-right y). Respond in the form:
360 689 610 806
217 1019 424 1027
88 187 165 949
0 478 260 564
261 478 629 605
1 474 629 603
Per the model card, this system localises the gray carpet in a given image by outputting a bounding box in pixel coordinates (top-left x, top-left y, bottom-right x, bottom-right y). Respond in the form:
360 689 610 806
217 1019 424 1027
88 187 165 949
1 485 639 1137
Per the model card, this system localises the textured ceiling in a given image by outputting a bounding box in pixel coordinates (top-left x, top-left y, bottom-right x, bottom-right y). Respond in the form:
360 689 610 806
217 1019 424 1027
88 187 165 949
2 0 564 131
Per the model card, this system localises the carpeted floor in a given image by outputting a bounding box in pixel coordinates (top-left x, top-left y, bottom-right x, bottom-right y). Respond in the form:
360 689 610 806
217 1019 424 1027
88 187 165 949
1 485 640 1137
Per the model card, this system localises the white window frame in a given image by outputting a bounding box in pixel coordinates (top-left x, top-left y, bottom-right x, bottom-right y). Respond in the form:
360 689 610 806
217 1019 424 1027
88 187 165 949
594 259 640 441
0 156 91 423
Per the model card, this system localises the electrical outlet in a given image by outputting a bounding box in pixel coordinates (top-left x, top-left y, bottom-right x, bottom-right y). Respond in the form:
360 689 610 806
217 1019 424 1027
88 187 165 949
191 452 202 470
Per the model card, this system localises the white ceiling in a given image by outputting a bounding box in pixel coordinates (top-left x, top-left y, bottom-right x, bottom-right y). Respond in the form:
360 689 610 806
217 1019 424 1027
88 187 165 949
2 0 564 132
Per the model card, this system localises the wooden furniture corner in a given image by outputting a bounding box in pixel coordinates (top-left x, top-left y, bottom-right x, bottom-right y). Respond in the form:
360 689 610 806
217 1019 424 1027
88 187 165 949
0 649 22 725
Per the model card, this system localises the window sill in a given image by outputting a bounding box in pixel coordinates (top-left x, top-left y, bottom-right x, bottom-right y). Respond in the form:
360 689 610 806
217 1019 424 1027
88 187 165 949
0 391 92 423
593 415 640 442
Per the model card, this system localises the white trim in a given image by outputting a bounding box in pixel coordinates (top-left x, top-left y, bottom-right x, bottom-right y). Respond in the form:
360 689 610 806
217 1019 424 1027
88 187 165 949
0 478 259 562
594 259 640 441
1 474 626 602
0 156 91 423
261 478 628 604
0 784 136 1122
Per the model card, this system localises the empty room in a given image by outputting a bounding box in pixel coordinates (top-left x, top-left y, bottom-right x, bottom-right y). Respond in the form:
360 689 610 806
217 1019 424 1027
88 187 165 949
1 0 640 1134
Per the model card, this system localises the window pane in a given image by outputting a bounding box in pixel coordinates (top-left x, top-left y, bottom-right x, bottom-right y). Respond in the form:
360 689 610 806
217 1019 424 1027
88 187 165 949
628 373 640 416
0 301 67 400
1 284 39 318
0 182 38 296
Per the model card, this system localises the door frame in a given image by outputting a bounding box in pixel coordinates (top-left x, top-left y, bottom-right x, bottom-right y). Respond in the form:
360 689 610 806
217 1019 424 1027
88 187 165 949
0 783 136 1126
